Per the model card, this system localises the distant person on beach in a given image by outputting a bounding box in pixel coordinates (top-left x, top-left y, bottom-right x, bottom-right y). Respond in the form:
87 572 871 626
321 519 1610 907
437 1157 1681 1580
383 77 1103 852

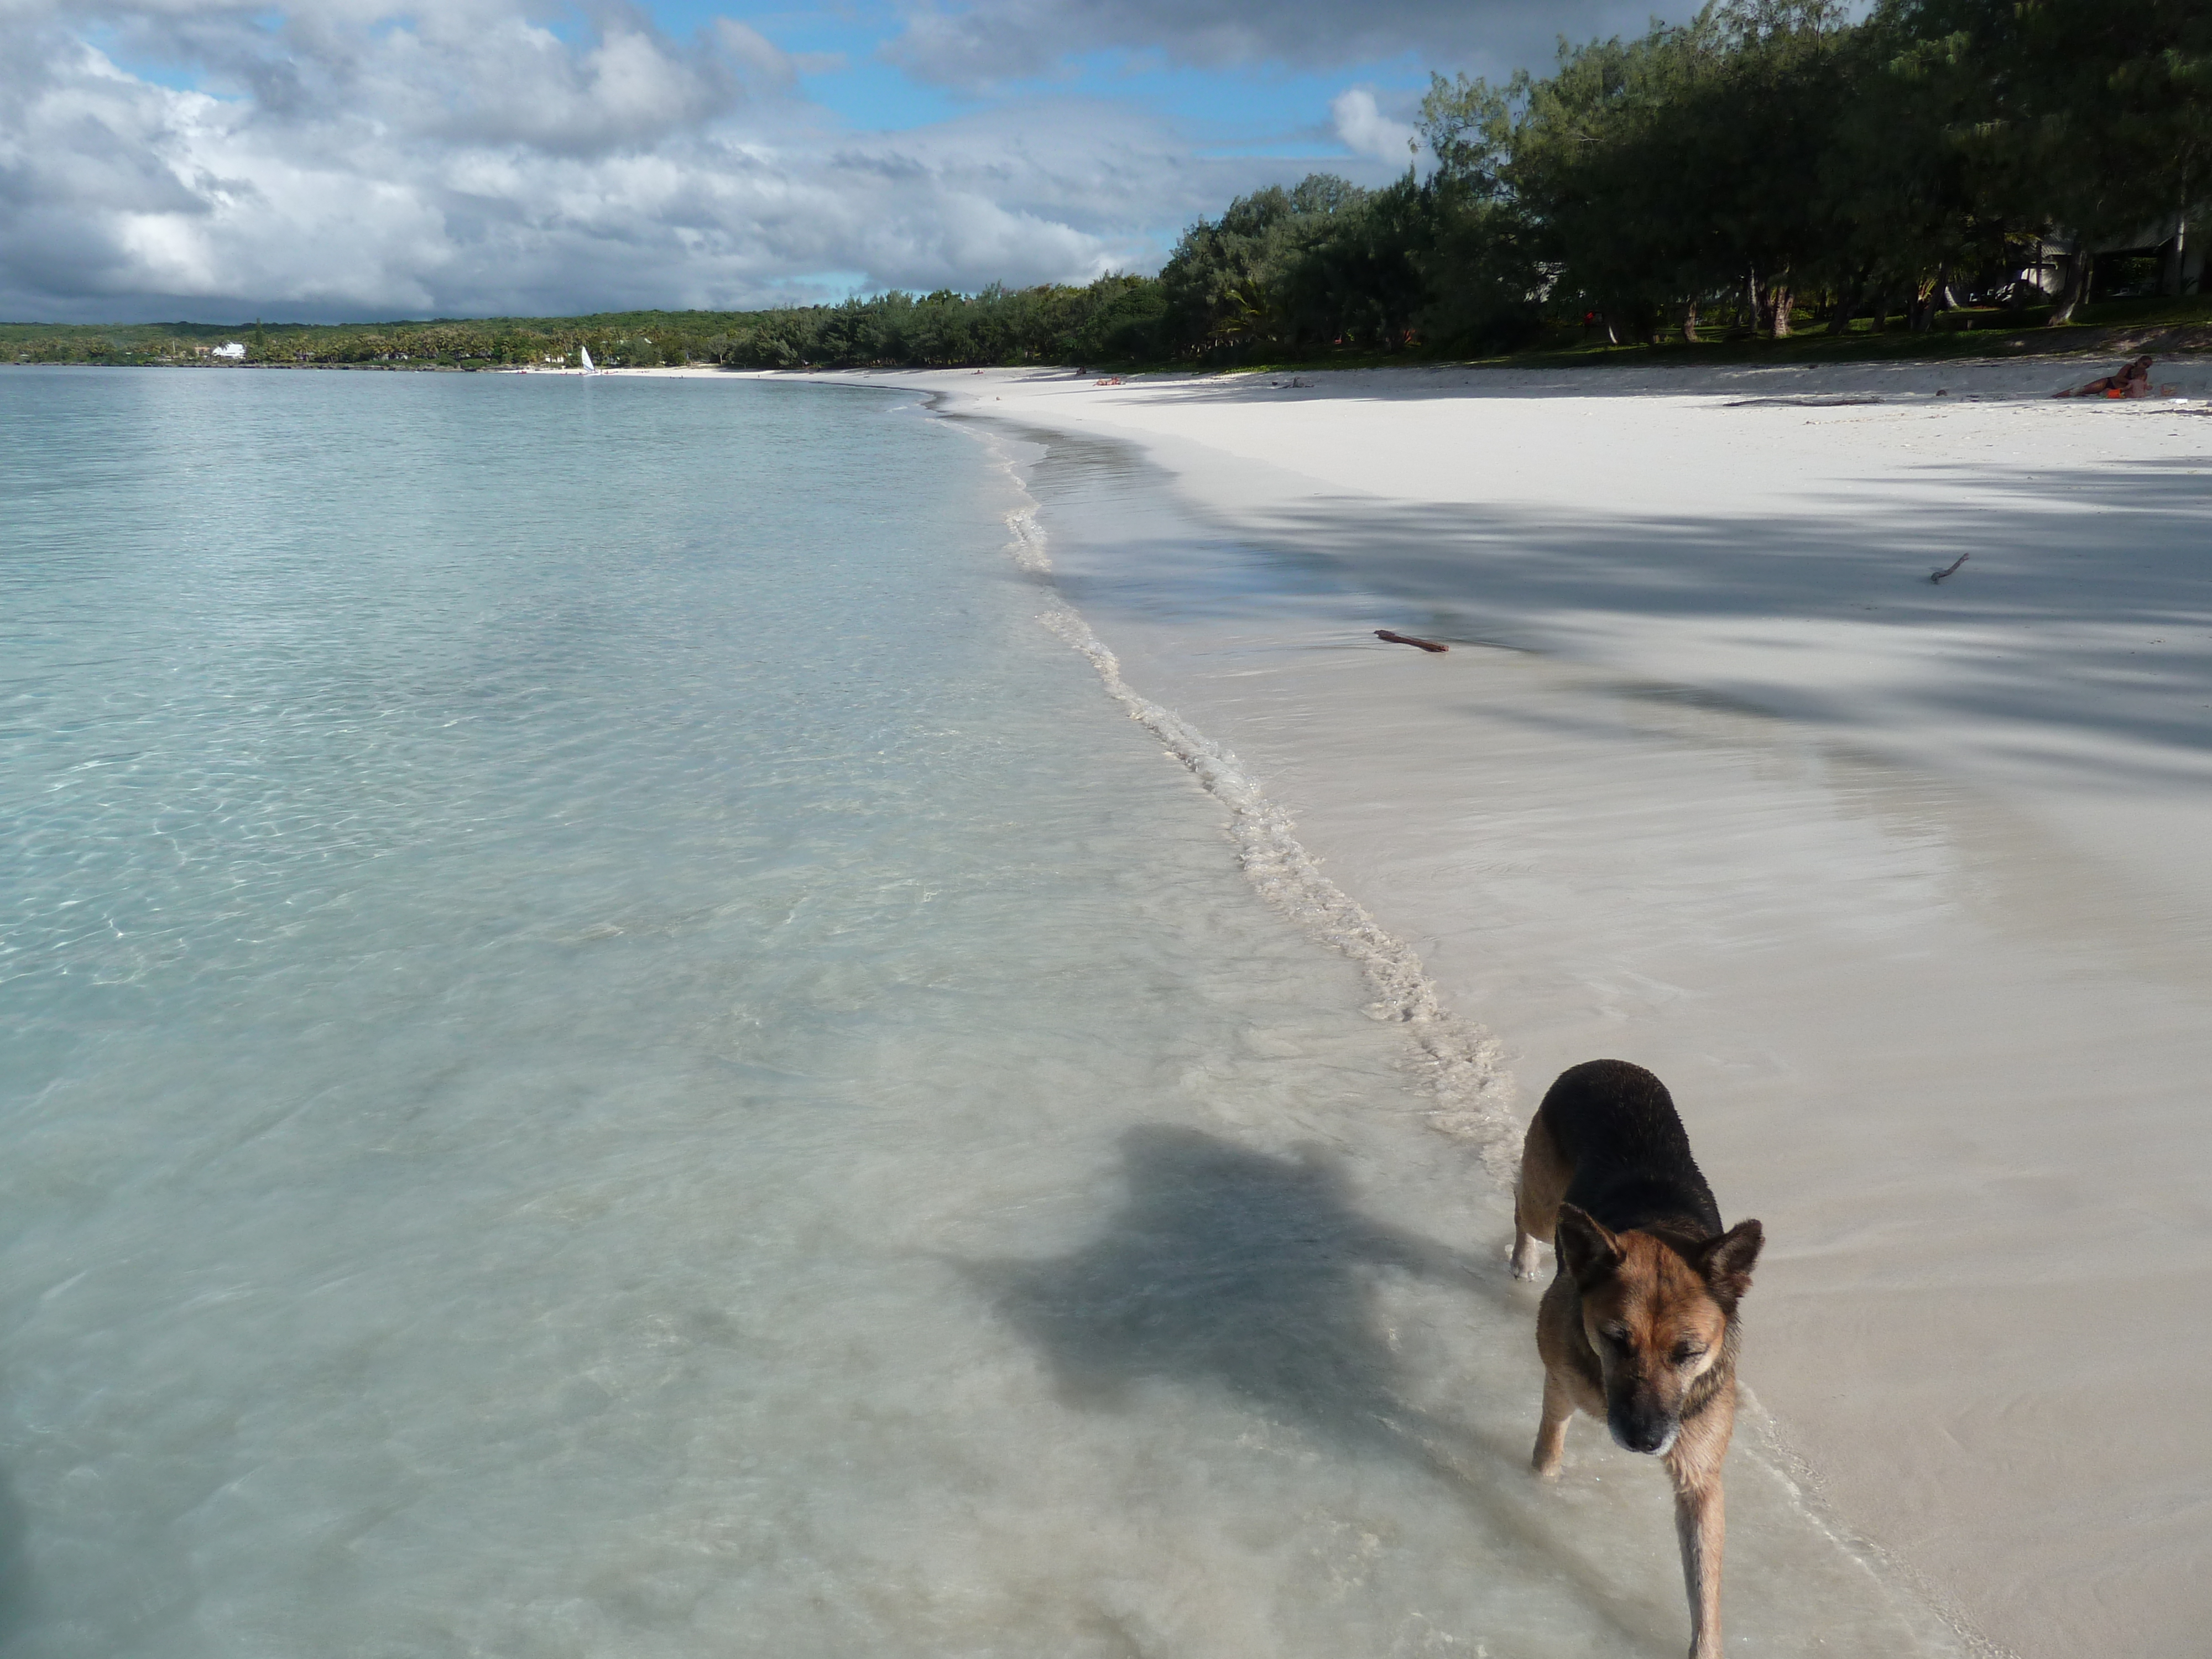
2056 355 2156 399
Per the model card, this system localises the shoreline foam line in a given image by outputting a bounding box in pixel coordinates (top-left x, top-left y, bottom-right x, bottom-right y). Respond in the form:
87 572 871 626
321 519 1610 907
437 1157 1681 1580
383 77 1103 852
969 415 1520 1176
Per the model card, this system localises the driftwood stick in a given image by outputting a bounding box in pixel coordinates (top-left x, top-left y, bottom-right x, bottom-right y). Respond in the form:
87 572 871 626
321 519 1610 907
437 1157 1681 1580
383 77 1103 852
1376 629 1449 653
1929 552 1969 584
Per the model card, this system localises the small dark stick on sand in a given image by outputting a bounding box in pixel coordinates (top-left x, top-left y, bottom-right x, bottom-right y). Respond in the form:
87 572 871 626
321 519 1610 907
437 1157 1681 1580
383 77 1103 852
1928 552 1969 585
1376 629 1449 653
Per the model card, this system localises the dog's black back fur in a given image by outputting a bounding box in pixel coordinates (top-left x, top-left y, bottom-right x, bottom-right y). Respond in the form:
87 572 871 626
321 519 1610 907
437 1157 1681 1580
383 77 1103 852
1542 1058 1723 1240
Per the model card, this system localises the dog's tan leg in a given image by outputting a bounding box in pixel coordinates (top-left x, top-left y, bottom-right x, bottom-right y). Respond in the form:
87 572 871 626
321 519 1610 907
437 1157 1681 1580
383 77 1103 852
1666 1389 1736 1659
1531 1367 1574 1478
1672 1476 1725 1659
1511 1112 1571 1280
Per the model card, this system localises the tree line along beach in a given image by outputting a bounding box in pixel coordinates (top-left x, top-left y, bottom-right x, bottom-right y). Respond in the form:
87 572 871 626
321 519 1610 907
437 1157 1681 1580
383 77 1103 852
7 2 2209 375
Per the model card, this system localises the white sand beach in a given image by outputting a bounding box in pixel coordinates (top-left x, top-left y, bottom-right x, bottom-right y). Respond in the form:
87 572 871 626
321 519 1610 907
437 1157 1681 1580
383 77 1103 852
699 356 2212 1657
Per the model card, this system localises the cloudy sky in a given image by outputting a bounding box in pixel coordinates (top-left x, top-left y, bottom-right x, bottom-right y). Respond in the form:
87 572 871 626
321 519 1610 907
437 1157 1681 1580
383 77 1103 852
3 0 1681 322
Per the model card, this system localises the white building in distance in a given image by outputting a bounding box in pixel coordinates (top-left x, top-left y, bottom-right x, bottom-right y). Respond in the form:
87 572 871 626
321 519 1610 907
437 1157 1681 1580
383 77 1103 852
211 342 246 360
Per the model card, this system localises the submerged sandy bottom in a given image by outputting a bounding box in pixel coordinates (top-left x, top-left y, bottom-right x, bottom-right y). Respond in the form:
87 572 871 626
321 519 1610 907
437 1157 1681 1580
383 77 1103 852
1 369 1968 1659
726 355 2212 1659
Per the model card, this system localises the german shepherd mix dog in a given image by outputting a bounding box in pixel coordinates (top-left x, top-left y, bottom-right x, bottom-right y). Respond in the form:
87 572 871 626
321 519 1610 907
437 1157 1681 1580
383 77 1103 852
1510 1060 1764 1659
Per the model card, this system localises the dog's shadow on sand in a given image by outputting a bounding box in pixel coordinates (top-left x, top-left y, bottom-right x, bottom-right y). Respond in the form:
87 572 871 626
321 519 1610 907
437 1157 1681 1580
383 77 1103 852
964 1126 1485 1451
956 1125 1667 1648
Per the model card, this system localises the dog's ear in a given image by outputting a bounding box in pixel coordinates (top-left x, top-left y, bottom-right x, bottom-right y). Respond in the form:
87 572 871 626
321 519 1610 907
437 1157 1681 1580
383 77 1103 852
1554 1204 1624 1286
1694 1219 1764 1302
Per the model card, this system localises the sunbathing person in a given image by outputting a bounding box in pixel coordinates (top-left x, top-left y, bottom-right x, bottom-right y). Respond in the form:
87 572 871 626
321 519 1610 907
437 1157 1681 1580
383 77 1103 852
2055 355 2155 399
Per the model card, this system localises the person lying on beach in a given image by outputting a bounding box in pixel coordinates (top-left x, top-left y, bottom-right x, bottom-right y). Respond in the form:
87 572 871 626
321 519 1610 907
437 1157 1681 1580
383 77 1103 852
2054 356 2156 399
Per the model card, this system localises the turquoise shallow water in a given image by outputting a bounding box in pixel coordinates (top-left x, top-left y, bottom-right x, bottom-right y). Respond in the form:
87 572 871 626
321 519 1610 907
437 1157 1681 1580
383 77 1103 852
0 369 1955 1658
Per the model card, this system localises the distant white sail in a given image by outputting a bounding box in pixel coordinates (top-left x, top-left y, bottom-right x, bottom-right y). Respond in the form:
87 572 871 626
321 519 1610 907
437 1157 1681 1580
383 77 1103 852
578 346 594 372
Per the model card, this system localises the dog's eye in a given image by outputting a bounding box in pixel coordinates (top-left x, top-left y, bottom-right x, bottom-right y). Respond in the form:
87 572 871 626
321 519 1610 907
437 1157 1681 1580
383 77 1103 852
1602 1326 1630 1346
1673 1345 1705 1366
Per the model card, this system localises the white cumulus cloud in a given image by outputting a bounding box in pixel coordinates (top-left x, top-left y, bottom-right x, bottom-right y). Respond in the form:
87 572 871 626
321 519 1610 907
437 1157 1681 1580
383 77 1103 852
0 0 1683 320
0 6 1202 318
1330 88 1422 168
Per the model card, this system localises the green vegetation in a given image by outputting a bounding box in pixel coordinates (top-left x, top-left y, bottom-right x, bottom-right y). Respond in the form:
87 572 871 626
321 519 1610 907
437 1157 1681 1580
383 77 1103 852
6 0 2207 372
0 284 1166 372
1412 0 2210 349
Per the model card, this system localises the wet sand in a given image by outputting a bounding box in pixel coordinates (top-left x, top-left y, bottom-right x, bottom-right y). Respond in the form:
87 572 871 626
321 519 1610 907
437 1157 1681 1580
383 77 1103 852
711 356 2212 1658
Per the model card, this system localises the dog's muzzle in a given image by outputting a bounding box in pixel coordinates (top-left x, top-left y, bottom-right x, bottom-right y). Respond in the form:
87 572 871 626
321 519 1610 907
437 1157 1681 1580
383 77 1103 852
1610 1407 1678 1457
